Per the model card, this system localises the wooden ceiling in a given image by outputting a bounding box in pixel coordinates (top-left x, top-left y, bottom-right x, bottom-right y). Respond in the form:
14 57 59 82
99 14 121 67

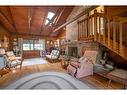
0 6 74 37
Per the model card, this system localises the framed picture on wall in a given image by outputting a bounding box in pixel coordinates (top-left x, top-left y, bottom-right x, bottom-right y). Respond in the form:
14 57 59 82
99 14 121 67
60 38 65 45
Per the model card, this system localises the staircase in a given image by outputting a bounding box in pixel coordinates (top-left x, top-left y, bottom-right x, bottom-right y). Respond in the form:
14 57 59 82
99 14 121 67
78 10 127 60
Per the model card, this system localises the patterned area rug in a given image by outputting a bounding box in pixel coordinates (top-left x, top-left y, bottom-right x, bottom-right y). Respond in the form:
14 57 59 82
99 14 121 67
6 72 95 89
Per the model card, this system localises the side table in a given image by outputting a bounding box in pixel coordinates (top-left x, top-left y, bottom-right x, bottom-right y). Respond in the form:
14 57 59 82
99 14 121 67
61 58 70 69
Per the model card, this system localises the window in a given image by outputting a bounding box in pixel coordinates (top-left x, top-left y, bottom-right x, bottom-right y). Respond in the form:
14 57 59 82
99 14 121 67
45 12 55 25
23 39 45 51
34 40 44 50
23 40 34 50
45 19 49 25
47 12 55 20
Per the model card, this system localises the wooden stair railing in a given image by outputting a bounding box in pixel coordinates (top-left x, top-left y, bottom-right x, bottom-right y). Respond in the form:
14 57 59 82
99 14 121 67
78 10 127 60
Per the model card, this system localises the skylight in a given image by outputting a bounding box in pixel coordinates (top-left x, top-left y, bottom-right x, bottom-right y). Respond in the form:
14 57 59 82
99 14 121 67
45 12 55 25
47 12 55 20
45 19 49 25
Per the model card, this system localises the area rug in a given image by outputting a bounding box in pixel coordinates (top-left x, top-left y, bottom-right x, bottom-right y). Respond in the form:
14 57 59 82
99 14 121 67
22 58 48 66
6 71 95 89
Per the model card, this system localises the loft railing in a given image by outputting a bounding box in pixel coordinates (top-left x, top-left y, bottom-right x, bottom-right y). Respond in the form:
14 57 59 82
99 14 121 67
78 9 127 60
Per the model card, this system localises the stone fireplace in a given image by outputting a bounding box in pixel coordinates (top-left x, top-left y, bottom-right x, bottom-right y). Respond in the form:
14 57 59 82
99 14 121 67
65 41 99 58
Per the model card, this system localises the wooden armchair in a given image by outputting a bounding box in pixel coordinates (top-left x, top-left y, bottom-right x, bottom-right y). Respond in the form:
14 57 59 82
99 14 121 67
0 48 10 76
6 51 23 69
46 50 60 63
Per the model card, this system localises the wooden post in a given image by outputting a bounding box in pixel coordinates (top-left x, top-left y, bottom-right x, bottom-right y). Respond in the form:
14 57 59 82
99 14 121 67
78 21 80 40
94 10 97 41
82 22 84 39
80 21 82 38
77 21 79 41
85 21 87 38
79 22 81 40
86 20 88 38
107 18 111 47
119 21 123 56
80 22 82 39
89 18 91 36
113 20 116 50
82 21 84 38
80 23 82 39
87 13 90 38
98 17 101 42
81 21 84 38
103 17 106 44
91 17 93 36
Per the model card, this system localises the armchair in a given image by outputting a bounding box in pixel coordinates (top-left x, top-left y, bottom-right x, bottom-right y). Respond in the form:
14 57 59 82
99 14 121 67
45 50 60 63
0 48 6 70
67 50 98 78
6 51 23 69
6 51 22 60
0 48 10 76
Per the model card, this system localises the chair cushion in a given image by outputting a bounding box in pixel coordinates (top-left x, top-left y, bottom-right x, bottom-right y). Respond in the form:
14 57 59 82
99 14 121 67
9 60 22 67
6 51 14 57
46 55 51 58
0 49 6 55
15 57 22 60
46 50 60 60
46 55 58 59
51 50 59 56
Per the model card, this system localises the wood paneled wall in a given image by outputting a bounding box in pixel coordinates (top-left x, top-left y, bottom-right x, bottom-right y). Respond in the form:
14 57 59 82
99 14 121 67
0 25 10 50
23 50 40 59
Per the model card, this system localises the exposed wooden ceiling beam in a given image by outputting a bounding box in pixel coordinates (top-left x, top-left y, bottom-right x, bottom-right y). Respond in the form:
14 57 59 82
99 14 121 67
0 9 13 25
53 6 98 32
7 6 19 34
16 32 56 39
0 9 16 33
0 23 12 34
53 7 65 26
28 7 35 35
39 7 48 35
0 23 16 34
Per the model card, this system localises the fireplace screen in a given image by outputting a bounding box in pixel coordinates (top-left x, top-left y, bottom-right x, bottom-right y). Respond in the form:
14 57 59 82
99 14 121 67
68 47 78 57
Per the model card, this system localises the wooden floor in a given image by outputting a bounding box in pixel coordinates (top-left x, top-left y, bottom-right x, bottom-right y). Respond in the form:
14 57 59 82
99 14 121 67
0 59 124 89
